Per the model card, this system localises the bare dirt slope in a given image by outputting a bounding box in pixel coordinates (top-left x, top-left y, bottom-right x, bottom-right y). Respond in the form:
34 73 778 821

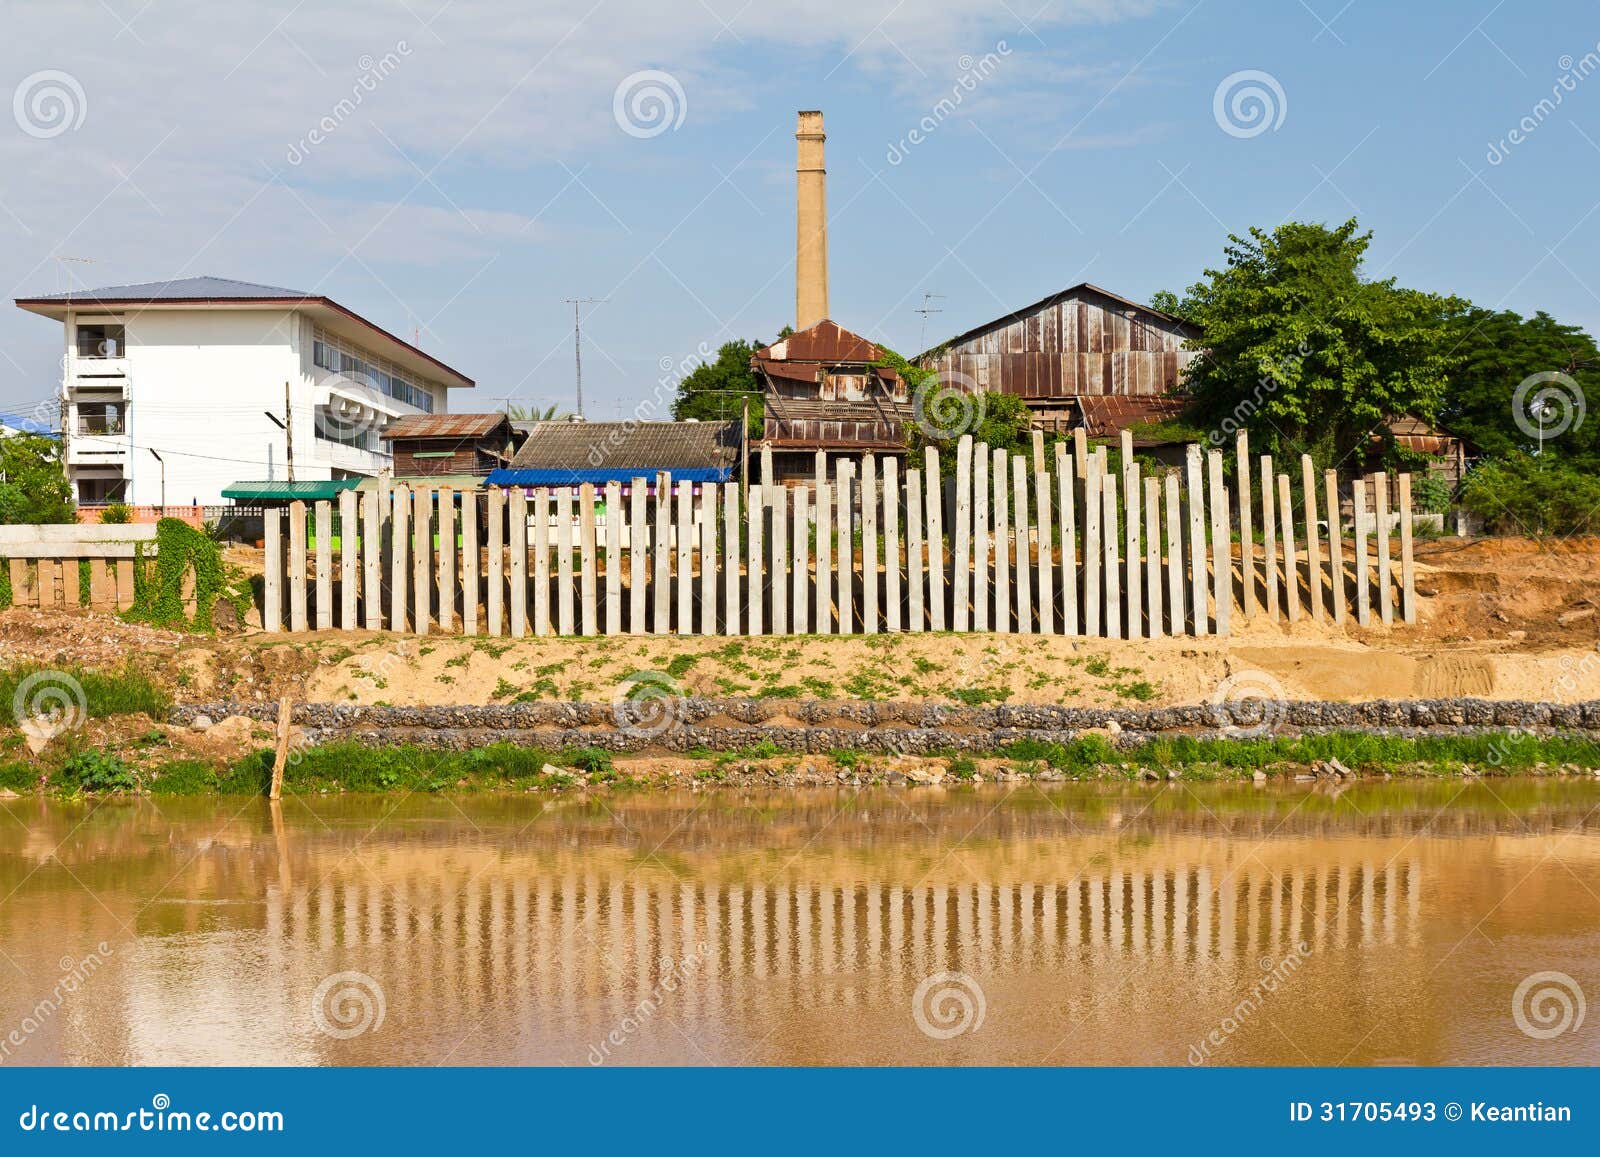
2 536 1597 712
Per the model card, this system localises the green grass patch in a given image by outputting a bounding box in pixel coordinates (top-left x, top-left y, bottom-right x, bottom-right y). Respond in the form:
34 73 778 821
0 662 170 722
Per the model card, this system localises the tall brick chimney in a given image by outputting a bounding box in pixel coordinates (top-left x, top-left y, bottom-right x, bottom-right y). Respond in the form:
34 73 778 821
795 110 828 331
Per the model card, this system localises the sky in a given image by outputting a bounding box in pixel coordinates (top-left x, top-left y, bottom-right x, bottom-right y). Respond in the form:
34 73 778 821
2 0 1599 423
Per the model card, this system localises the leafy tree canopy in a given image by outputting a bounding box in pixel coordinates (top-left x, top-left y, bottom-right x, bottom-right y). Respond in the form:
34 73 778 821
1170 219 1461 466
0 433 74 524
1438 307 1598 467
671 338 765 437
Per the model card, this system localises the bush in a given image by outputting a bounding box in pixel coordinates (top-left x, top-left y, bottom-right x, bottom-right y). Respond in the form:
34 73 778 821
1409 473 1452 514
99 503 133 524
1459 453 1600 535
54 751 138 793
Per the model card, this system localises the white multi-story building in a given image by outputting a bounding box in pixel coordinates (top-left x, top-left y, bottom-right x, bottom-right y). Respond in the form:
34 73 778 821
14 276 475 507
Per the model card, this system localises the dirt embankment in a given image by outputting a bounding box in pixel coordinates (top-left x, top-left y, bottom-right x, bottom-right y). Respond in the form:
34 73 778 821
1 535 1597 718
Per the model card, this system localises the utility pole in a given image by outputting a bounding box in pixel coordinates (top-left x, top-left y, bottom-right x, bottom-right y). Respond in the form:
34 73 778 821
149 449 165 509
915 292 945 353
564 297 604 418
284 381 294 482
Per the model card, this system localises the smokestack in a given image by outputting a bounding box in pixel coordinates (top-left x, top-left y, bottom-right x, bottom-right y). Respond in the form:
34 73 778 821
795 110 828 331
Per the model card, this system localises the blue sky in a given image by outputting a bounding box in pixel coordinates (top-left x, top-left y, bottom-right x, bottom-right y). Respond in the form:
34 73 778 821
3 0 1598 421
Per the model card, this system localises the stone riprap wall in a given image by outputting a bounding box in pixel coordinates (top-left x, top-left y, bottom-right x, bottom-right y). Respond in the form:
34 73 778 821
169 697 1600 755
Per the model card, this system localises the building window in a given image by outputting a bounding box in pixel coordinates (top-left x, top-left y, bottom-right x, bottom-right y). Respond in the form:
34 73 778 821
76 324 125 358
311 331 435 413
78 477 127 503
76 401 126 435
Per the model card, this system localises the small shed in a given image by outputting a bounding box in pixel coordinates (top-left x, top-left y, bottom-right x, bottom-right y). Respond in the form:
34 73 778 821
380 412 517 478
487 419 742 488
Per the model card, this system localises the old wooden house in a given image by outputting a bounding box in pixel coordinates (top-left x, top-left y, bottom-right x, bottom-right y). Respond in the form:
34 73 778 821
918 282 1201 437
380 412 518 479
751 320 909 482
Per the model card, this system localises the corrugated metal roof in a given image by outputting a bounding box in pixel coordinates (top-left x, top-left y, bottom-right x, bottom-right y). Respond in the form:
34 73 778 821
508 419 741 472
380 412 512 440
221 479 361 501
20 276 311 303
922 282 1198 359
488 466 732 487
1077 395 1191 441
754 319 891 366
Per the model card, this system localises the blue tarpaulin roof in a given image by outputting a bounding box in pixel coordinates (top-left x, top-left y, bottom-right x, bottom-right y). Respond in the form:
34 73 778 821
486 467 732 487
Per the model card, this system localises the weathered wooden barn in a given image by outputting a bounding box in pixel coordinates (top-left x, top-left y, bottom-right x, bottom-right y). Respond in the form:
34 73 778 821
752 320 909 482
380 412 518 479
918 282 1201 435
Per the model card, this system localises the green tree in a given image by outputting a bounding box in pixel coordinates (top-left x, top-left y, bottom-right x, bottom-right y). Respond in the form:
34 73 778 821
1459 453 1600 536
0 433 75 524
672 339 765 436
1438 307 1599 467
1176 219 1460 465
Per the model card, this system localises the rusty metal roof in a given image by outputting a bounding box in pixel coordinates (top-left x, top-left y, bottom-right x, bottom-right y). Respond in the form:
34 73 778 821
1076 395 1191 441
508 419 741 472
922 282 1198 360
753 319 894 367
380 412 513 440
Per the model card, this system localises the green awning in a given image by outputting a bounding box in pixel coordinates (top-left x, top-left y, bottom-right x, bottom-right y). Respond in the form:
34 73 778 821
221 479 362 501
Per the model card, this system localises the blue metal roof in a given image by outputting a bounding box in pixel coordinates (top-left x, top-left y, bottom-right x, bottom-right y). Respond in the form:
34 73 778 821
487 466 732 487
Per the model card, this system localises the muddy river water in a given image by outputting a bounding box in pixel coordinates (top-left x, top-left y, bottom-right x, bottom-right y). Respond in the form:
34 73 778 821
2 780 1598 1065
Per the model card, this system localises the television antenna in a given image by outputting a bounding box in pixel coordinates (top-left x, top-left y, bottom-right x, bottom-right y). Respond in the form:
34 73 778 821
564 297 606 418
915 292 945 353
